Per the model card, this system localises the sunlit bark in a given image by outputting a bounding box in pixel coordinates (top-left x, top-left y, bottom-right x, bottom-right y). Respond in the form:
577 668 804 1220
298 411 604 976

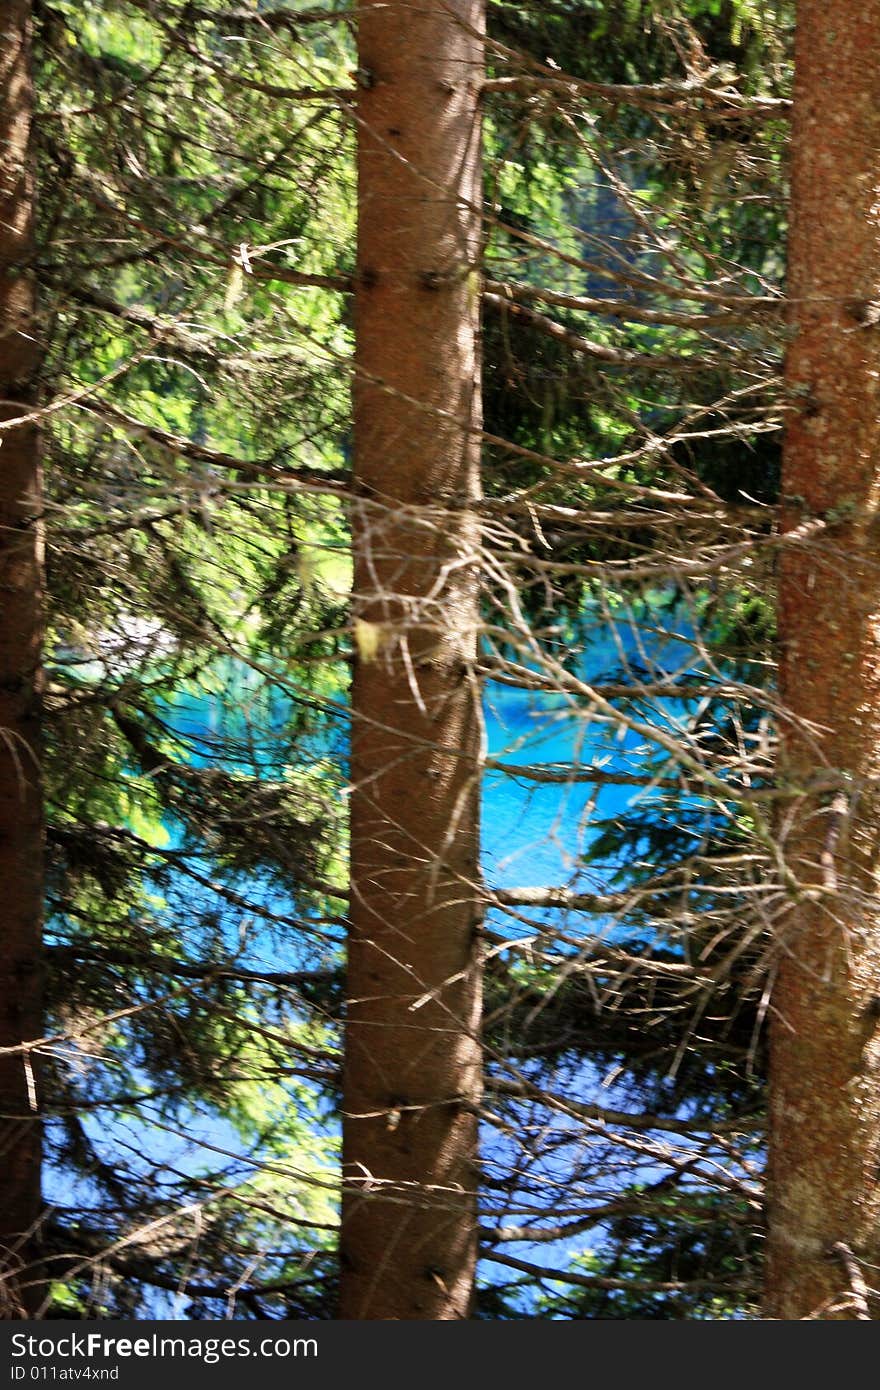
340 0 485 1320
765 0 880 1320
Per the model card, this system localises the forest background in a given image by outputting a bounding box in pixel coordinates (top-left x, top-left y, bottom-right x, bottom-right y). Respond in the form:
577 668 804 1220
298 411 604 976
0 0 876 1321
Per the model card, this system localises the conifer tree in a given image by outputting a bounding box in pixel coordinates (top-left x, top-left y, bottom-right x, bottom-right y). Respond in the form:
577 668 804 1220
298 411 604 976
341 0 486 1320
0 0 44 1318
765 0 880 1320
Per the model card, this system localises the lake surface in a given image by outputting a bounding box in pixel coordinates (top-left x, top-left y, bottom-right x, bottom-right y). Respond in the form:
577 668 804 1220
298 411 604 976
49 605 719 1315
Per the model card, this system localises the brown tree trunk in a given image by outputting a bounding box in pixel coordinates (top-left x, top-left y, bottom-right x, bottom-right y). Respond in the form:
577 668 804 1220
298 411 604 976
0 0 44 1320
764 0 880 1320
339 0 485 1320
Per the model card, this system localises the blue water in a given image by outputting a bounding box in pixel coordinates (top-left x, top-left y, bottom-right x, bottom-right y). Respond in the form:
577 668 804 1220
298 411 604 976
47 604 739 1315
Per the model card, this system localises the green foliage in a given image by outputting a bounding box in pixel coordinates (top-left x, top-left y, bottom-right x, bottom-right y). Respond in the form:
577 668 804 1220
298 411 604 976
36 0 354 1316
33 0 790 1319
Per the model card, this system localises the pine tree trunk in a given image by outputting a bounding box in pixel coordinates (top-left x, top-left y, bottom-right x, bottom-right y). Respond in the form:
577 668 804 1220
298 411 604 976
340 0 485 1320
0 0 44 1320
764 0 880 1320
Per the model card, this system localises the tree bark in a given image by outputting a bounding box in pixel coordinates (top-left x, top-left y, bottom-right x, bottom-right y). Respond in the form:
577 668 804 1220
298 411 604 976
0 0 44 1320
765 0 880 1320
340 0 485 1320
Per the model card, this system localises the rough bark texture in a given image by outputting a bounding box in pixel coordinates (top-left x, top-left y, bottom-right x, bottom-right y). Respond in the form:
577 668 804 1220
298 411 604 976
0 0 44 1321
340 0 485 1320
765 0 880 1320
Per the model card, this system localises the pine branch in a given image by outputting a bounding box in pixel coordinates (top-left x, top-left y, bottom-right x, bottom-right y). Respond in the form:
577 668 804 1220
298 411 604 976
485 290 749 371
49 944 335 992
483 1249 749 1295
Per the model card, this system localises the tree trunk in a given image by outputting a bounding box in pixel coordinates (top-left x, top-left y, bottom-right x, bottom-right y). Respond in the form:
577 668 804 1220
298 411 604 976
765 0 880 1320
340 0 485 1320
0 0 44 1320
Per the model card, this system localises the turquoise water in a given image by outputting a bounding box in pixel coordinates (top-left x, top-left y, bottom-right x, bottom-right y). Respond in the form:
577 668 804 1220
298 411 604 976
161 601 700 905
49 607 728 1314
